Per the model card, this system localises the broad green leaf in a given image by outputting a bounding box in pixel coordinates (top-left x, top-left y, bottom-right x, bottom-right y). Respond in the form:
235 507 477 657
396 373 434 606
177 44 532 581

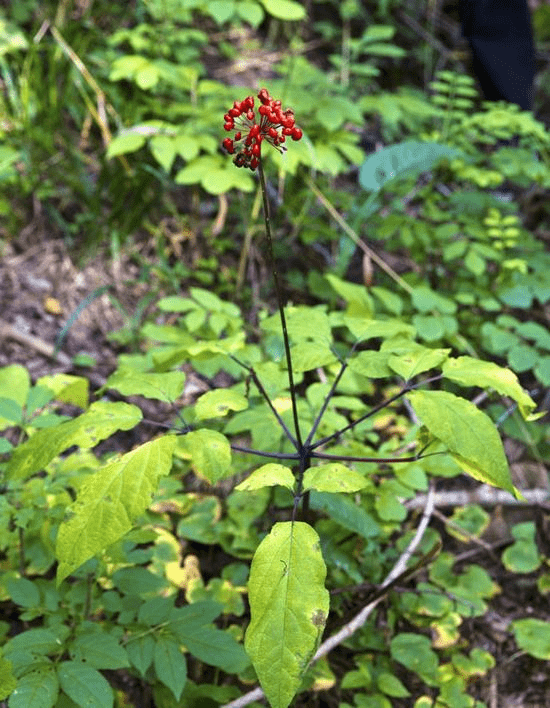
310 492 380 538
195 389 248 419
7 401 142 480
411 286 457 315
0 653 16 701
390 633 438 684
511 618 550 660
345 316 414 342
8 665 58 708
502 522 541 573
245 522 329 708
174 134 200 161
236 464 296 492
126 635 155 676
0 398 22 426
4 628 63 657
377 671 410 697
154 637 186 700
57 661 113 708
150 134 177 172
180 626 250 673
69 633 129 670
349 351 392 378
104 370 185 403
302 464 368 493
0 364 29 430
177 429 232 483
359 141 461 193
36 373 89 408
262 306 332 343
107 132 146 158
259 0 306 20
441 356 538 419
166 603 249 673
56 435 175 583
407 390 516 496
388 347 450 381
6 577 40 608
237 0 265 26
326 274 373 316
208 0 236 24
112 567 170 597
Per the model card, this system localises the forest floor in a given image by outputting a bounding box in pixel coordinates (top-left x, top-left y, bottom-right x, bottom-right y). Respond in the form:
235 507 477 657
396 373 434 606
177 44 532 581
2 214 550 708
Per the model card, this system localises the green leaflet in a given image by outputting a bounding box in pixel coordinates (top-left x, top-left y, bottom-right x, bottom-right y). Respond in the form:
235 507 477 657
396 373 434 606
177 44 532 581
259 0 306 21
56 435 175 584
154 636 187 701
407 390 517 496
104 369 186 403
57 661 113 708
441 356 538 419
511 618 550 660
245 522 329 708
194 388 248 419
236 464 296 492
302 463 368 493
176 429 232 483
6 401 142 480
0 653 16 701
8 665 58 708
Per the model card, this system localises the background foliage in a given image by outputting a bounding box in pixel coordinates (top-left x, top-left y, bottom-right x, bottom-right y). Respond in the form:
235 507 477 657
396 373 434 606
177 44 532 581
2 1 550 707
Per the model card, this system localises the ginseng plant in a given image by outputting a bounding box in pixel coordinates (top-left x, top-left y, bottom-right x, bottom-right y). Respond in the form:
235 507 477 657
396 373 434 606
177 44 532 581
218 87 533 708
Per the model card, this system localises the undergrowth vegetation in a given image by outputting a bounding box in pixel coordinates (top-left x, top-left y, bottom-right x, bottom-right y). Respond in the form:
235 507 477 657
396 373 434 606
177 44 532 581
2 1 550 707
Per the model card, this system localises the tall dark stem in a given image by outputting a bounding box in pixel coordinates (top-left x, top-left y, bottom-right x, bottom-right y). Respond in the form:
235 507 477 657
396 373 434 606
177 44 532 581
257 157 303 450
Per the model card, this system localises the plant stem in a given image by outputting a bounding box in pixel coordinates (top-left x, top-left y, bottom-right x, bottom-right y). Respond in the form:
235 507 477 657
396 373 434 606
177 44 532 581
257 157 303 450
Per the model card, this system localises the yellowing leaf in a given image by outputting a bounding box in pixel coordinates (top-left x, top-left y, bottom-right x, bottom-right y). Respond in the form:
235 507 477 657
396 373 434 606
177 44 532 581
56 435 175 583
259 0 306 21
194 388 248 419
7 402 142 480
442 356 538 420
177 429 232 483
408 390 517 496
302 463 368 493
245 522 329 708
236 463 296 492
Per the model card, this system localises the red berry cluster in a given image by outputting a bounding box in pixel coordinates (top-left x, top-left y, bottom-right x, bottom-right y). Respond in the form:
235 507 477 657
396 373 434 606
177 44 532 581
222 88 303 170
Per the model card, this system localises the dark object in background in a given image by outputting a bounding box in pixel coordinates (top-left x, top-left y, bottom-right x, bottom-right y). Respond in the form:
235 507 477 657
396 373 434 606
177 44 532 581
459 0 535 110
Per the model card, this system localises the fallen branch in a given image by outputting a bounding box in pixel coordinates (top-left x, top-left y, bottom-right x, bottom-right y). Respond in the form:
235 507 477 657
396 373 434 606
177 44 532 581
405 485 549 509
0 320 71 366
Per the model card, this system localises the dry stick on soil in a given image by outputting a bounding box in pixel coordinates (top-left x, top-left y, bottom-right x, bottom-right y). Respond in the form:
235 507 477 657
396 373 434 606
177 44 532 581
221 484 436 708
0 320 72 367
